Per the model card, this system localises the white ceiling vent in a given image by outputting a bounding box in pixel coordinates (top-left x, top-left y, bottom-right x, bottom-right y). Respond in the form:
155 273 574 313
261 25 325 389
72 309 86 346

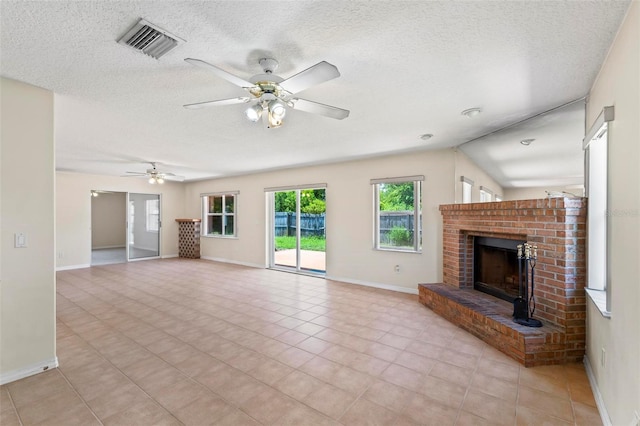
118 19 185 59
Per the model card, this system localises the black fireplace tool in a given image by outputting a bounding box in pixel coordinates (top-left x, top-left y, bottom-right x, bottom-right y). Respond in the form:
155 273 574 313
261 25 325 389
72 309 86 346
513 243 543 327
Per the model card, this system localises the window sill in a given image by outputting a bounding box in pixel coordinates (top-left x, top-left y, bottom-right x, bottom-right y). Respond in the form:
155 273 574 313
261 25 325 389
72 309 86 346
201 235 238 240
585 288 611 318
374 247 422 254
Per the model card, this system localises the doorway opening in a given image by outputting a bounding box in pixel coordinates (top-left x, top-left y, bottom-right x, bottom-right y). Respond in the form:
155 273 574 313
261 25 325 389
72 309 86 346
90 191 161 265
270 187 326 274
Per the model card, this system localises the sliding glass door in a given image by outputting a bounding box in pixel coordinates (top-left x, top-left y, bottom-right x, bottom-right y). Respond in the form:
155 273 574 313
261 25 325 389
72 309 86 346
271 188 326 274
127 193 161 260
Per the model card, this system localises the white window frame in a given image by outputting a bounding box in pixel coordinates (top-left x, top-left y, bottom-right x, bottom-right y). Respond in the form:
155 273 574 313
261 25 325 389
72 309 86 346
479 186 493 202
201 191 239 238
371 175 423 253
145 199 160 232
461 176 474 204
584 106 614 317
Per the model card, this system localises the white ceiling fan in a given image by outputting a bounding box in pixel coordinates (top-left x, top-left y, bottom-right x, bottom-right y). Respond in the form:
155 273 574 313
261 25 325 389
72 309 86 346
123 162 184 184
183 57 350 128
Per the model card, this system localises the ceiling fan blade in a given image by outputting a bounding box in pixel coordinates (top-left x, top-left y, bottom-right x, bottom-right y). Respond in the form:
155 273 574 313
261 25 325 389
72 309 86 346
183 97 251 109
164 175 185 182
279 61 340 94
185 58 255 88
289 98 350 120
124 172 147 176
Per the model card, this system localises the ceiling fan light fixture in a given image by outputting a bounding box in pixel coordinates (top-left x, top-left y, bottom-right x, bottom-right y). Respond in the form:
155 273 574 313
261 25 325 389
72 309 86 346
149 177 156 184
268 100 286 120
156 177 165 184
245 104 263 122
461 107 482 118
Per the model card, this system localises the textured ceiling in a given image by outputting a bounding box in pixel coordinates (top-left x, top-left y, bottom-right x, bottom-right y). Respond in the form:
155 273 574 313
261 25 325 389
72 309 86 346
0 1 631 185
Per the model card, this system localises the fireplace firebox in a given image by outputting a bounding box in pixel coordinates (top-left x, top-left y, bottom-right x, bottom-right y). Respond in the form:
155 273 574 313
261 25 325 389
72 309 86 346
473 236 525 302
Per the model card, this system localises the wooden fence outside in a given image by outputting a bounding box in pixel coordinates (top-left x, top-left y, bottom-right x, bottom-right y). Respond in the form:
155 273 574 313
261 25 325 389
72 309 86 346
274 211 419 244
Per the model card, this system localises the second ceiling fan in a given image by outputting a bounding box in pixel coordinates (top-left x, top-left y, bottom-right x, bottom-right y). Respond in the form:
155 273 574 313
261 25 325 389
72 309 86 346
183 57 349 128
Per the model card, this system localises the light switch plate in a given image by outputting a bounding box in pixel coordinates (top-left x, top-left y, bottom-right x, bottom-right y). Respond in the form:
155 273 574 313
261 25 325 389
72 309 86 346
14 233 27 248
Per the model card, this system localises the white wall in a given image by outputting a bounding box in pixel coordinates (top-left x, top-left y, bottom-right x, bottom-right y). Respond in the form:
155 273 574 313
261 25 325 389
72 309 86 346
56 172 186 269
453 149 504 202
0 78 57 383
185 150 456 292
503 185 585 201
585 2 640 424
91 192 126 249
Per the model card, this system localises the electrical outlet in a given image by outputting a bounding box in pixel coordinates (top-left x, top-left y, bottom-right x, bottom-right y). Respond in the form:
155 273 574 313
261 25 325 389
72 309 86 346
601 348 606 367
394 264 400 273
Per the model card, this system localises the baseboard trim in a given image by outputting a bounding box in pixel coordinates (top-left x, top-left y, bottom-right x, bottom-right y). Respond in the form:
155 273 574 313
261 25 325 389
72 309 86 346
92 245 126 250
325 275 419 295
0 357 59 385
584 355 612 426
56 264 90 271
161 254 179 259
201 256 264 269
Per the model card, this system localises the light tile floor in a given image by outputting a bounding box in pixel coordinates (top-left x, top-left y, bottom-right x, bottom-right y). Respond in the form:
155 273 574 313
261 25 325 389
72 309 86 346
0 259 602 425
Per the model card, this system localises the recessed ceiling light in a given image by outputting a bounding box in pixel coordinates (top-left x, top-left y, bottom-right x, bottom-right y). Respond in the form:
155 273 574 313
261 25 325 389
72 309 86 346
461 108 482 118
520 138 535 146
420 133 434 141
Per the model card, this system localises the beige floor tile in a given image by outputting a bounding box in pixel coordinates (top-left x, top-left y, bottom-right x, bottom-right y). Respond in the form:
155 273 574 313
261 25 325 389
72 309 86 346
102 398 181 425
248 358 293 385
339 397 398 425
150 378 209 412
461 389 516 426
469 371 518 403
380 364 425 392
173 393 235 425
0 386 14 412
476 357 521 383
240 387 297 424
517 385 574 423
297 336 334 354
299 356 342 382
348 353 391 376
7 370 70 408
519 366 570 398
216 408 262 425
419 376 467 409
303 383 358 419
401 393 459 425
215 372 270 406
274 370 324 400
363 380 416 413
272 403 337 426
85 384 151 420
515 405 573 425
572 401 603 425
331 366 376 395
429 360 474 387
0 408 20 426
378 332 412 350
3 261 596 426
277 346 316 368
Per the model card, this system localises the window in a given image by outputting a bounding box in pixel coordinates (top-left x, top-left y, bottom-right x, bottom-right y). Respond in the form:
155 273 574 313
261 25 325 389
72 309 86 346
495 194 503 202
461 176 473 203
372 176 423 252
479 186 493 202
584 106 613 316
202 192 237 237
145 199 160 232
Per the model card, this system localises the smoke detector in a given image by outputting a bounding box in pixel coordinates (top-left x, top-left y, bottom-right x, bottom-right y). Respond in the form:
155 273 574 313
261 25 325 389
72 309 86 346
118 19 185 59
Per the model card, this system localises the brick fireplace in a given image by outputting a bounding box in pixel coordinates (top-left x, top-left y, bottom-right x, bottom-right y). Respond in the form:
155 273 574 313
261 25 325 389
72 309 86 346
419 197 587 366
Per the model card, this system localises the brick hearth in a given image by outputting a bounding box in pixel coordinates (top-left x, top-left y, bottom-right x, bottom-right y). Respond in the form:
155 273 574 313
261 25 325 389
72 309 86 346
419 197 586 366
